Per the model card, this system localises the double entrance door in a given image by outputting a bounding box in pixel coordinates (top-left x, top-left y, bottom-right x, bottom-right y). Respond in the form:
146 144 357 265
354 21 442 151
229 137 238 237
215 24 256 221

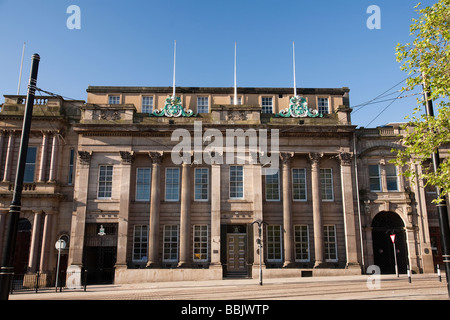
223 224 251 277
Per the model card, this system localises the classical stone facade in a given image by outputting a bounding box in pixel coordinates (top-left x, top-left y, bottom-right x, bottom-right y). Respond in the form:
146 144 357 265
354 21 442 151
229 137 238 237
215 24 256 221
0 87 447 285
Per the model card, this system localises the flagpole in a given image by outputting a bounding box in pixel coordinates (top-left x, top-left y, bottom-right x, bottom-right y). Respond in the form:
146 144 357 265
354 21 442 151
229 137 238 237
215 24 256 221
173 40 177 98
234 42 237 105
293 41 297 97
17 42 26 95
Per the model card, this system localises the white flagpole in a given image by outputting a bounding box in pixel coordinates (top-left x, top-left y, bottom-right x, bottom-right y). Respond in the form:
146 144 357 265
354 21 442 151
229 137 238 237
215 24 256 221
234 42 237 105
17 42 26 95
293 41 297 97
173 40 177 98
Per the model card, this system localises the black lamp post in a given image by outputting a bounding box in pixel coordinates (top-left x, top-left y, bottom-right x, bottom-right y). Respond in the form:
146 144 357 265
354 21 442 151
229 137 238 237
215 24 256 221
252 219 267 286
0 54 40 300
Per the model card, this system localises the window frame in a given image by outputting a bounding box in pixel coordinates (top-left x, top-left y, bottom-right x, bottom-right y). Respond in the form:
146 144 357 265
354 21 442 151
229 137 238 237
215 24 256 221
294 225 310 262
193 225 208 262
197 96 209 113
265 169 280 201
261 96 273 114
163 225 179 262
368 164 382 192
320 168 334 201
194 167 209 201
317 97 329 114
136 167 152 202
108 95 121 104
24 146 37 183
98 165 113 199
165 167 180 202
142 96 154 114
324 225 338 262
292 168 307 201
132 225 149 263
229 165 244 199
266 225 283 262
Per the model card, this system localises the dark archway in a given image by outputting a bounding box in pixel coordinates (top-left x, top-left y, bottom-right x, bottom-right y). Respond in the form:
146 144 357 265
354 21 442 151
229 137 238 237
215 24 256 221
13 218 32 276
371 211 408 274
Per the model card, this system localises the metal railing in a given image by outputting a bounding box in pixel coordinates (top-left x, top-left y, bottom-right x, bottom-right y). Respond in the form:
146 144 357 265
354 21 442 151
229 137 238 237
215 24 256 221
9 270 88 294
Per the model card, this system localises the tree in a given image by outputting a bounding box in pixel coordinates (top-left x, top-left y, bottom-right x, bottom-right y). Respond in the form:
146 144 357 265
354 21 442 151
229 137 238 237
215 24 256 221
394 0 450 202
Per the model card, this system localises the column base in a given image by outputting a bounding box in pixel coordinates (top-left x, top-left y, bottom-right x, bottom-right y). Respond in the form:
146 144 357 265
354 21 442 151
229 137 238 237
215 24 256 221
345 262 361 270
146 262 161 268
177 262 192 268
282 262 296 268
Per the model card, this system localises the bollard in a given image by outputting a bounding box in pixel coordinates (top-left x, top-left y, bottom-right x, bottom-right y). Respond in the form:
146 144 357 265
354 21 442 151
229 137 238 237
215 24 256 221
438 264 442 282
407 266 411 283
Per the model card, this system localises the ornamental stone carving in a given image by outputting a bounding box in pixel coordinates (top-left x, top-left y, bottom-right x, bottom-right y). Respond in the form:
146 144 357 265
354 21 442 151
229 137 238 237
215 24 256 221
339 152 353 166
120 151 134 164
78 151 92 165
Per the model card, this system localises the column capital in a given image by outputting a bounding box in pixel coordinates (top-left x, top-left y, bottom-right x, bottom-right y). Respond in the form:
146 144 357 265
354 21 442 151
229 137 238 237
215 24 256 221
308 152 323 165
338 152 353 166
149 151 163 164
78 151 92 165
120 151 134 164
280 152 294 165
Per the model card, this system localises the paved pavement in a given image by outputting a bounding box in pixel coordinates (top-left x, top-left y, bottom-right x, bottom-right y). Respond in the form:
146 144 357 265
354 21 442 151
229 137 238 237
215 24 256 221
7 273 449 301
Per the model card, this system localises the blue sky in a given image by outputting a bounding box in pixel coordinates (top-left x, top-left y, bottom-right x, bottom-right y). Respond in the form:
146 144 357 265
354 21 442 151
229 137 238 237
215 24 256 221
0 0 436 127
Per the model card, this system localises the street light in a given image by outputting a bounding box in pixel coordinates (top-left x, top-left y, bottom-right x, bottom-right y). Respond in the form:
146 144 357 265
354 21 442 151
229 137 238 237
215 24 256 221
55 236 67 292
252 219 267 286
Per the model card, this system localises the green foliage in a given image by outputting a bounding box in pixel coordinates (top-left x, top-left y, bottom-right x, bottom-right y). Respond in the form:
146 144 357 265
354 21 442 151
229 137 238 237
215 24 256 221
394 0 450 202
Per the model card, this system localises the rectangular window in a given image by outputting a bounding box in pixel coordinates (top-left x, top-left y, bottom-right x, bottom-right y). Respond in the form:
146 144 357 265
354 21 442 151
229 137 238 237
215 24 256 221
98 165 113 199
133 225 148 262
265 169 280 201
142 96 153 113
230 96 242 105
108 95 120 104
320 168 334 201
165 168 180 201
262 97 273 113
294 225 310 261
197 96 209 113
136 168 151 201
229 165 244 199
163 225 179 262
368 165 381 191
318 97 329 114
193 225 208 261
324 225 338 262
68 148 75 185
267 225 282 261
386 164 398 191
194 168 209 201
24 147 37 183
292 168 307 201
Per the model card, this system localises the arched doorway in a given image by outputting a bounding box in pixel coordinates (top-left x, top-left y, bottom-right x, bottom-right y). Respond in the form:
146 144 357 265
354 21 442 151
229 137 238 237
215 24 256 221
13 218 32 277
371 211 408 274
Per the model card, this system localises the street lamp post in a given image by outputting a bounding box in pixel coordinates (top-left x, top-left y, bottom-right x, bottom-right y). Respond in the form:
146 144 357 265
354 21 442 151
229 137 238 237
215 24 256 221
0 54 40 300
252 219 267 286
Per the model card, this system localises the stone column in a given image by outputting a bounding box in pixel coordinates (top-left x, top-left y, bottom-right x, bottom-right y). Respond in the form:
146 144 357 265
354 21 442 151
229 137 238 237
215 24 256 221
309 152 324 267
178 162 191 267
210 163 222 267
3 131 15 182
68 151 92 270
39 213 53 272
28 212 43 272
339 152 360 269
116 151 134 268
48 133 58 182
147 151 162 268
0 131 5 175
281 152 294 267
38 131 49 182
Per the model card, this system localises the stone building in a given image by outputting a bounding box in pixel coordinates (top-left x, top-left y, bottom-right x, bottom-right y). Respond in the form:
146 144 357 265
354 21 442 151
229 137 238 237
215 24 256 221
0 86 446 285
